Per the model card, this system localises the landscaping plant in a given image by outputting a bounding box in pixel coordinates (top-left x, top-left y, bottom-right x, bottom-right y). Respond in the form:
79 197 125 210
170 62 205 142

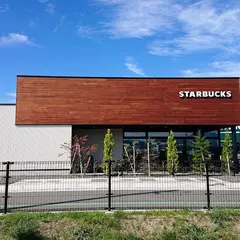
167 130 179 176
221 131 232 175
1 210 239 240
123 142 141 174
59 135 97 175
102 129 115 174
146 138 151 176
132 140 138 175
192 130 211 174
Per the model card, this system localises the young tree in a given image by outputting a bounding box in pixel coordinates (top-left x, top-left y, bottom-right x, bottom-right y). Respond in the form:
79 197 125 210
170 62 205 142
147 138 151 177
192 130 211 174
147 138 160 173
102 129 115 174
221 132 232 175
58 135 97 175
132 141 138 175
123 141 139 175
167 130 179 176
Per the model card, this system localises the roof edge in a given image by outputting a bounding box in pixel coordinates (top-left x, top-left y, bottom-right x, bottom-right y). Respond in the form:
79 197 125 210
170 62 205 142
0 103 16 106
17 75 240 79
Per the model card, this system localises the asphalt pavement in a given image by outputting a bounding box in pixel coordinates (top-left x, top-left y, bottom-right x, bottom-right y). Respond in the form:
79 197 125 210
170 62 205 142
1 189 240 213
1 175 240 213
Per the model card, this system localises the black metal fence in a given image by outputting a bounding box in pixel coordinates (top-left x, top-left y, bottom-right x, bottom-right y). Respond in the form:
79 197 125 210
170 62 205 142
1 160 240 214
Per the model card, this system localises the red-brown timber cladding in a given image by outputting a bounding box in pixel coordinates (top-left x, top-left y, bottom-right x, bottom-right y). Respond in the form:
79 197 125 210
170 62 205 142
16 76 240 125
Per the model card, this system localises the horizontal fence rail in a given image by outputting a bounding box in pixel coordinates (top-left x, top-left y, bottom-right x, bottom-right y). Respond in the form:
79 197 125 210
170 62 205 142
0 160 240 213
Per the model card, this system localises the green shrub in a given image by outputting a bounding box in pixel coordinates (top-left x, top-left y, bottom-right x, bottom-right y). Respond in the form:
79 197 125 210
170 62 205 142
11 219 43 240
210 209 231 227
98 232 142 240
153 229 178 240
180 224 218 240
74 226 92 240
153 225 218 240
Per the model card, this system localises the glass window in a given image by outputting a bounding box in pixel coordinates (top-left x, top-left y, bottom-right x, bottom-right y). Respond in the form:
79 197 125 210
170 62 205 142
209 139 219 148
204 131 218 137
175 139 193 155
148 132 169 137
149 138 168 152
220 128 231 133
173 132 194 137
220 133 240 141
124 132 146 137
123 139 148 172
208 139 220 161
220 126 240 134
123 139 146 149
220 133 231 141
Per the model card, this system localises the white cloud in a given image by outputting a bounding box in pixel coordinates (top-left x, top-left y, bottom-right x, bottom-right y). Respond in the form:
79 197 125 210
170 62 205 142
38 0 55 14
125 56 145 76
95 0 181 38
53 15 67 32
28 20 37 28
178 1 240 38
95 0 240 56
7 92 16 97
0 4 9 12
6 99 16 103
45 3 55 14
148 0 240 56
148 40 183 56
182 61 240 77
3 92 16 103
0 33 37 47
148 33 228 56
76 25 95 38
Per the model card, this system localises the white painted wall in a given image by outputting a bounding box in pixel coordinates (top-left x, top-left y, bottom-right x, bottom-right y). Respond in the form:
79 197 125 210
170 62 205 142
73 128 123 163
0 105 72 171
0 105 123 177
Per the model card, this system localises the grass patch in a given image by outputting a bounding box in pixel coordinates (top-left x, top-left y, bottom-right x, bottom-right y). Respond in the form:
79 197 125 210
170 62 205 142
210 209 232 226
0 210 240 239
180 224 218 240
129 209 193 217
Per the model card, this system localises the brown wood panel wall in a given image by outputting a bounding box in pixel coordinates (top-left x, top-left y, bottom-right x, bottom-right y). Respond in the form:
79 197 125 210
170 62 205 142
16 76 240 125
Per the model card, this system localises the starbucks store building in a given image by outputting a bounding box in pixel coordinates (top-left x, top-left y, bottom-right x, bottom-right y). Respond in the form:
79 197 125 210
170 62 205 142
0 76 239 173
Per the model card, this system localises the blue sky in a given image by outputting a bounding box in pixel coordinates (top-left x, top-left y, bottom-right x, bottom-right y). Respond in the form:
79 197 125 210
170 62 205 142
0 0 240 103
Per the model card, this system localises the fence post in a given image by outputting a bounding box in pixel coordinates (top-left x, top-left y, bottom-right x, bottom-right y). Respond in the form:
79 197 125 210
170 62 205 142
105 160 115 212
2 161 13 214
108 160 112 211
205 161 211 211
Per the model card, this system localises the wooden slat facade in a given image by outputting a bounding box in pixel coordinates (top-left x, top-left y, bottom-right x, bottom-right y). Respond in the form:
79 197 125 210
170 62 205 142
16 76 240 125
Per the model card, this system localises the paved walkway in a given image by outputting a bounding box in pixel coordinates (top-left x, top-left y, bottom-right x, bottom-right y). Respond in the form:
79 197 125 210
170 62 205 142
0 177 239 193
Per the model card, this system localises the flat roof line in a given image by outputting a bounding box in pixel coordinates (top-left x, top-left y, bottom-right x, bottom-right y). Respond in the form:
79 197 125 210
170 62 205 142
17 75 239 79
0 103 16 106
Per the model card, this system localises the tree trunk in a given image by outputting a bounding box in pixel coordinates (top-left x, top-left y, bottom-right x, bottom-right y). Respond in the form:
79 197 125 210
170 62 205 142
147 140 151 177
70 147 79 174
78 149 84 178
80 160 83 178
227 154 231 176
124 146 134 173
78 143 84 178
70 151 77 174
133 145 136 176
201 153 206 174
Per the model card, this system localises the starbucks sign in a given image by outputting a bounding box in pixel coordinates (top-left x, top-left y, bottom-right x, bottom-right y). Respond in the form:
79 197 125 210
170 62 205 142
179 91 232 98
